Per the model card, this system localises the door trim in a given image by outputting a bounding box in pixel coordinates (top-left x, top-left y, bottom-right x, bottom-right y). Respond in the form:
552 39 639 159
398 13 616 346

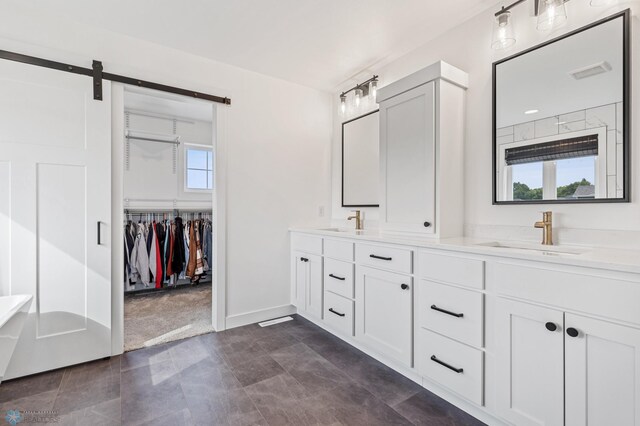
111 84 229 356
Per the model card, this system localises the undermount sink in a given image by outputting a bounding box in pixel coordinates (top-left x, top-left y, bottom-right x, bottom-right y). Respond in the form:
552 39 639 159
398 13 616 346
476 241 588 256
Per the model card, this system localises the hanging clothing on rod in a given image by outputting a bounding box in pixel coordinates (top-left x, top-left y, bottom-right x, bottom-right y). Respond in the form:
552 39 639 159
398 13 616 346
123 210 213 292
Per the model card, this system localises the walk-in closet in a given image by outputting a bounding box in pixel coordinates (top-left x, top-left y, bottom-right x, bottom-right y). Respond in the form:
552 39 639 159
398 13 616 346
122 88 215 351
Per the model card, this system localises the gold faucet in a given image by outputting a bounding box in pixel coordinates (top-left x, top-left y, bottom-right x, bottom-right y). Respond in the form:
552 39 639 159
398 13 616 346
348 210 362 230
534 211 553 245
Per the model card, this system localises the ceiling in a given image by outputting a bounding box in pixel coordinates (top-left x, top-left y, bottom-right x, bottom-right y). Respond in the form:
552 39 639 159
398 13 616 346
10 0 498 91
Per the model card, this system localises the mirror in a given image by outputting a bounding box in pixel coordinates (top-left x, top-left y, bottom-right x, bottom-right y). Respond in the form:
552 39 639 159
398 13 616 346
493 11 629 204
342 110 379 207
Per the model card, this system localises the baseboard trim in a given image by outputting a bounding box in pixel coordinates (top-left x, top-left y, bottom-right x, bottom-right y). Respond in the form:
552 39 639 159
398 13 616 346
225 304 297 330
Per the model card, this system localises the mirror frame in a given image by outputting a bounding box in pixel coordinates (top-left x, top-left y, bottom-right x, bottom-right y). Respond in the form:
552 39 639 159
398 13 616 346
342 109 380 208
492 9 631 205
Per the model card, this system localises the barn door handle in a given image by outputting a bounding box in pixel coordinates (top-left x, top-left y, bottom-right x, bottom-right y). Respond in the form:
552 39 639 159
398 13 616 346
97 221 102 245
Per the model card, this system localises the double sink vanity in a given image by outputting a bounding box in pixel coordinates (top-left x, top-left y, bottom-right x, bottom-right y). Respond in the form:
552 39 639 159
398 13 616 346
291 9 637 426
290 226 640 426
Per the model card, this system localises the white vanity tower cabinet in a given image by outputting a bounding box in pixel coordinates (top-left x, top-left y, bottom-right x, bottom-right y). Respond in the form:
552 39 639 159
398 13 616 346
377 61 468 237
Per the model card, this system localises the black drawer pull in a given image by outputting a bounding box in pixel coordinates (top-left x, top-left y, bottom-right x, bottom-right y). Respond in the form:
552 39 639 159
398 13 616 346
431 355 463 373
430 305 464 318
300 257 309 262
370 254 392 261
545 322 557 332
329 274 345 281
401 284 409 290
328 308 345 317
567 327 579 337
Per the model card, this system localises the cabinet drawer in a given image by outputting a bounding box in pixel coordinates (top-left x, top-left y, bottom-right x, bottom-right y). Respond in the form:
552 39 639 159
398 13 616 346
418 280 483 348
324 239 354 261
356 243 412 274
324 291 354 336
418 328 483 406
324 258 354 299
291 234 323 255
418 251 484 289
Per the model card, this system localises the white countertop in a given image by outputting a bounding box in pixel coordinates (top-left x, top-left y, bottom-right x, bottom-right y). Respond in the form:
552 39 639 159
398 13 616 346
289 227 640 275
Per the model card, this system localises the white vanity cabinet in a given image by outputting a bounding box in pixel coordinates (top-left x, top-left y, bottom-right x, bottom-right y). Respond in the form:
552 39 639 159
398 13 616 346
290 230 640 426
291 234 323 319
497 297 640 426
492 261 640 426
356 266 413 367
495 298 565 426
377 61 468 238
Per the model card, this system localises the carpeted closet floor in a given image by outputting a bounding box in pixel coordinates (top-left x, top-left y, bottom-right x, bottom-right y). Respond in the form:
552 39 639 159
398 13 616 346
124 284 214 351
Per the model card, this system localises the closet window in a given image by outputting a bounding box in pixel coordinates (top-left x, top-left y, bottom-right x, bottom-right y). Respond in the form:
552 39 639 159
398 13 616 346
186 147 213 190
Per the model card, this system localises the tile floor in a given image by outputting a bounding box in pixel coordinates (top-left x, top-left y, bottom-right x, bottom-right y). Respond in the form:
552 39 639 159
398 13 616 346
0 315 485 425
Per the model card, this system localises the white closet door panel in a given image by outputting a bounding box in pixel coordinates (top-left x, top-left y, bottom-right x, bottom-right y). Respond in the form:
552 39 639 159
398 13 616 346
36 164 87 336
0 59 112 380
0 69 86 150
565 313 640 426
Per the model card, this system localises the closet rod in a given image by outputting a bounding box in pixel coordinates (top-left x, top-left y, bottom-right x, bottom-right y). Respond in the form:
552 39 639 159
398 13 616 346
125 134 180 145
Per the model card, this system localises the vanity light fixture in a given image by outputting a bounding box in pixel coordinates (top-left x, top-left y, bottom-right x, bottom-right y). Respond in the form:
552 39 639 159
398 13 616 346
354 87 363 108
492 8 517 50
369 80 378 101
491 0 574 50
339 75 378 117
537 0 568 31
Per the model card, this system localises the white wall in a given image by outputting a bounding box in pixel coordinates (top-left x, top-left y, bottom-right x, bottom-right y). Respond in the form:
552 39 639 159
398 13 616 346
332 1 640 249
0 2 332 327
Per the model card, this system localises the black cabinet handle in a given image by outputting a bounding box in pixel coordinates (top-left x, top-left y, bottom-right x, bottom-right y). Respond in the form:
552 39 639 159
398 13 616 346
424 221 431 227
97 221 102 245
329 274 345 281
431 305 463 318
370 254 392 261
567 327 579 337
545 322 557 332
300 257 309 262
401 284 409 290
430 355 463 373
328 308 345 317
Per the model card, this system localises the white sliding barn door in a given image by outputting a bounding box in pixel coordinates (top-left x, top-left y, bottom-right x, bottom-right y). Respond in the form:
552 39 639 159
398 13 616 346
0 60 112 379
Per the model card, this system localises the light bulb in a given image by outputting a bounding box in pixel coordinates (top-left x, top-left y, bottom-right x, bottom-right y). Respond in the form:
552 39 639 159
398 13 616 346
340 94 346 115
491 10 516 50
537 0 567 32
354 88 363 108
369 80 378 101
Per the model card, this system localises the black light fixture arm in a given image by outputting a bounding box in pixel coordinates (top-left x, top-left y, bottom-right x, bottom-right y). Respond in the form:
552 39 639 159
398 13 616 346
340 75 378 97
495 0 527 16
495 0 570 17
